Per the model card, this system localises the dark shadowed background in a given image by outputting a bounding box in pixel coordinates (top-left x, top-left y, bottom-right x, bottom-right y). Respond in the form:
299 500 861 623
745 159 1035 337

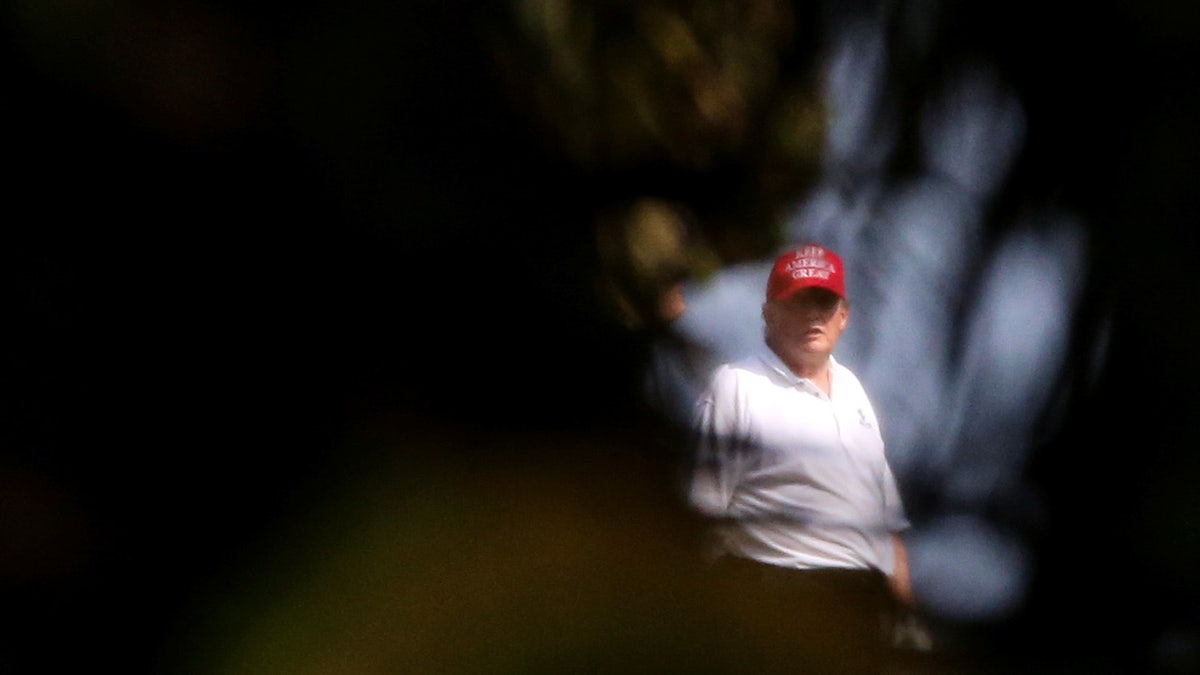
3 1 1200 673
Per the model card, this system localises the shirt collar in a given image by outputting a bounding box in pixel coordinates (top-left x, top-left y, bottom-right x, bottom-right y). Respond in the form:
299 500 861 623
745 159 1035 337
756 344 840 390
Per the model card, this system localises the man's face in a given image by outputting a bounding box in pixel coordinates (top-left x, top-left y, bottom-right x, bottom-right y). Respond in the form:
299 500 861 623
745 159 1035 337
763 288 849 364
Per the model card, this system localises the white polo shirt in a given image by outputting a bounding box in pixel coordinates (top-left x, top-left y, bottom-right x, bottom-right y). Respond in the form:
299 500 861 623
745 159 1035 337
690 347 909 574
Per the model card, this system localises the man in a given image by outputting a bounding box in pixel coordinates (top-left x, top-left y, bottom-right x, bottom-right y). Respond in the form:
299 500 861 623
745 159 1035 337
689 243 912 672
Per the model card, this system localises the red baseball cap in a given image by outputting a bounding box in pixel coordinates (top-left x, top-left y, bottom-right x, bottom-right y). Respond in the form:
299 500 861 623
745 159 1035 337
766 244 846 301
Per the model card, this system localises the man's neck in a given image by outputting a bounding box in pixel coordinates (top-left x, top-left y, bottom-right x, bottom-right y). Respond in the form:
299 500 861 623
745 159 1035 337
767 340 833 392
795 360 832 395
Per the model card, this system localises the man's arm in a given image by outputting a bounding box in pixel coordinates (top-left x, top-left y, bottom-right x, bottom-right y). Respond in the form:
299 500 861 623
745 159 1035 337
687 368 747 518
889 533 915 606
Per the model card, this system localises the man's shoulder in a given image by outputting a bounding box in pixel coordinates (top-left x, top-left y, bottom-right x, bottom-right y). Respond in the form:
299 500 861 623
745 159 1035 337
718 350 775 373
707 353 778 388
830 357 873 400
